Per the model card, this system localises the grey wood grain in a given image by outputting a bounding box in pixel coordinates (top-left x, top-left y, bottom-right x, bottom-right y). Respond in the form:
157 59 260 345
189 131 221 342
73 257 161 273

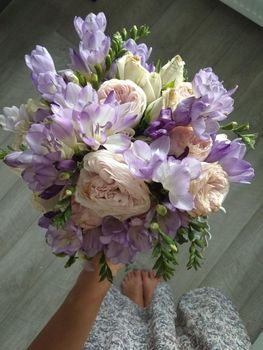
0 0 262 348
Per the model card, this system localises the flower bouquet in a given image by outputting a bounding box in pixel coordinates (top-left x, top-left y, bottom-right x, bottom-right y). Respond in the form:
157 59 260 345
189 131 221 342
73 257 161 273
0 13 256 282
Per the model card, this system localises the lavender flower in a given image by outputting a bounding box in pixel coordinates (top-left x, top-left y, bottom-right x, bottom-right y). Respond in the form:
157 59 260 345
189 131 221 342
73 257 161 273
25 46 66 100
82 227 104 257
70 13 111 74
157 203 189 239
123 135 170 179
206 136 254 183
175 68 237 139
4 124 66 192
101 216 137 264
73 99 136 153
123 38 154 72
144 108 176 139
46 221 83 256
152 157 201 211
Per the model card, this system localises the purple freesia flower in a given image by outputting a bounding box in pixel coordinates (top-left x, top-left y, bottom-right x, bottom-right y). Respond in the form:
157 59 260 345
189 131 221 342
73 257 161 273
206 136 254 183
124 38 154 72
157 203 189 238
82 227 104 257
101 216 137 264
152 156 201 211
144 108 176 140
70 13 111 74
25 45 66 101
175 68 237 139
127 211 154 251
46 221 83 256
123 135 170 179
53 82 98 111
73 99 135 153
4 124 69 192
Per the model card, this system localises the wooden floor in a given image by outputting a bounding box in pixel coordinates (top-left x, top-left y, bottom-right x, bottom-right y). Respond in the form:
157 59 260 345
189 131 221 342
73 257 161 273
0 0 262 348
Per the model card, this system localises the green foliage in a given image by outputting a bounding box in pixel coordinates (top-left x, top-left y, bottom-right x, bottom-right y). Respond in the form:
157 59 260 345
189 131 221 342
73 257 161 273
64 255 78 268
186 216 211 270
99 253 113 283
1 144 27 160
0 148 10 160
75 71 87 87
151 223 179 281
129 24 150 41
220 122 257 150
155 59 161 73
52 205 72 229
162 80 175 91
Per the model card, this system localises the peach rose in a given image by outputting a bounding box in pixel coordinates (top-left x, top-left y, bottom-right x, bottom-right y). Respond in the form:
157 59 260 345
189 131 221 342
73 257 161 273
169 126 212 161
189 162 229 217
98 79 147 127
71 198 102 230
75 150 151 220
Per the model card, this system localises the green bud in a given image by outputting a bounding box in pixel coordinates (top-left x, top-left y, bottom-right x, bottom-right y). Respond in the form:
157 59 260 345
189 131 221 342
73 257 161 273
220 121 238 130
105 54 112 70
233 123 250 132
130 25 138 40
170 243 177 252
156 204 167 216
91 73 99 89
94 64 103 80
121 28 128 40
59 172 71 180
150 222 160 232
65 189 73 197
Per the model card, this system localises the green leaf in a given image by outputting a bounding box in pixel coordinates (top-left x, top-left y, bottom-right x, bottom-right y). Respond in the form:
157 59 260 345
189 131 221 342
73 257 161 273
155 59 161 73
99 254 113 283
162 80 175 91
64 256 78 268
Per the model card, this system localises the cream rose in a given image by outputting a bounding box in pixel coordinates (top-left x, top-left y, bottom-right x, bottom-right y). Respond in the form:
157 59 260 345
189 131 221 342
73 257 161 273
98 79 147 127
145 82 193 122
189 162 229 217
71 198 102 230
116 53 162 103
160 55 185 86
169 126 212 161
74 150 151 220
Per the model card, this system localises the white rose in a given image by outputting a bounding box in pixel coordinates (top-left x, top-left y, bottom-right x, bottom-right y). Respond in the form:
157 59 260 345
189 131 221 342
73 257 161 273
160 55 185 86
98 79 147 127
145 82 193 122
75 150 151 220
116 53 162 103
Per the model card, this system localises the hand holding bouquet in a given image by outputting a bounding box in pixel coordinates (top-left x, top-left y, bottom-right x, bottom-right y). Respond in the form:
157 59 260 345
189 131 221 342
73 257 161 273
0 13 256 281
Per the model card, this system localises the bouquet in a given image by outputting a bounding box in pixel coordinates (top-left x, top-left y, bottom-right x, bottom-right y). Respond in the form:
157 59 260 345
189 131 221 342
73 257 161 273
0 13 256 282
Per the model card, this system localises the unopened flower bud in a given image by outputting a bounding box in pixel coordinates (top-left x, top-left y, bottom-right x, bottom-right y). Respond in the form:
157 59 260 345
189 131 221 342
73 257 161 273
156 204 167 216
59 172 71 180
170 243 177 252
150 222 160 232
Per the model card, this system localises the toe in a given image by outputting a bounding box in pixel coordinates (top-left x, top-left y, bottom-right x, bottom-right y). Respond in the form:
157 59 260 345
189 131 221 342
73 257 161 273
141 270 148 280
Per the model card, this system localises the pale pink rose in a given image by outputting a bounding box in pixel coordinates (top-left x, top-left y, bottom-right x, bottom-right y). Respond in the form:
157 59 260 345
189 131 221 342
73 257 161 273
75 150 151 220
189 162 229 217
98 79 147 127
169 126 212 161
71 198 102 230
175 82 193 101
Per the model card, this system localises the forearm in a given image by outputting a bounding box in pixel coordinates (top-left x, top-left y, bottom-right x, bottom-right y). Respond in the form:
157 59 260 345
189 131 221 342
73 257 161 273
28 270 110 350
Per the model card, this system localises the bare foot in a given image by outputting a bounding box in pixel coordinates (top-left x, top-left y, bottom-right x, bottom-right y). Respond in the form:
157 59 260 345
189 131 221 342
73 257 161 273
141 270 160 307
121 270 144 308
